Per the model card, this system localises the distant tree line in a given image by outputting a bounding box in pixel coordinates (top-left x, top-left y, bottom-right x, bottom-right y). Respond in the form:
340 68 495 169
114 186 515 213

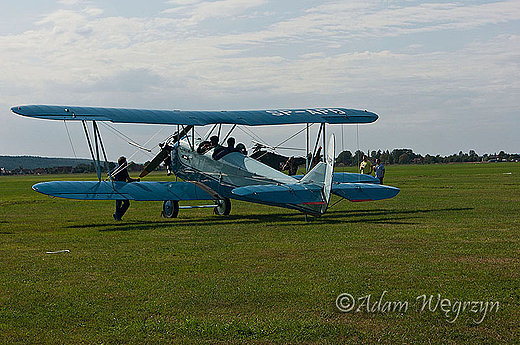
0 161 146 175
1 150 518 175
0 155 93 170
336 149 519 166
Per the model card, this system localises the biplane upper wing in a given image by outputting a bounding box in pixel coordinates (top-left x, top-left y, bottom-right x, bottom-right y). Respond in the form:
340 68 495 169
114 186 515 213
11 105 378 125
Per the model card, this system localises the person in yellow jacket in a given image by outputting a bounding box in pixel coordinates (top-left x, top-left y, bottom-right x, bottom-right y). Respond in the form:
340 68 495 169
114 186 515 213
359 155 373 175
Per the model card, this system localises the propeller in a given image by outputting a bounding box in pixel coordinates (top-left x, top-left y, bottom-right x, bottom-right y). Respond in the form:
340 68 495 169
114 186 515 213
139 125 193 178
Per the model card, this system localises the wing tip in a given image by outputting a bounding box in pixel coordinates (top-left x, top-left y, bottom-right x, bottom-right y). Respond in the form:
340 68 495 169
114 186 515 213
11 105 23 116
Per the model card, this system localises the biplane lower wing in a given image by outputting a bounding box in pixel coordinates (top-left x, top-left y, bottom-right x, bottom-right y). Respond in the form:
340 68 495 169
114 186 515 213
32 181 213 201
331 183 400 202
331 172 380 184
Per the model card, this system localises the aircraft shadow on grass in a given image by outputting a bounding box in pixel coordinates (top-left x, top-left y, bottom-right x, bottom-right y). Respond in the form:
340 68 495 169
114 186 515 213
66 207 473 232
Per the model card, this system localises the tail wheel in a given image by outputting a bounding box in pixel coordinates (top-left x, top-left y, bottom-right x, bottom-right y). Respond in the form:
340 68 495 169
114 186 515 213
214 198 231 216
162 200 179 218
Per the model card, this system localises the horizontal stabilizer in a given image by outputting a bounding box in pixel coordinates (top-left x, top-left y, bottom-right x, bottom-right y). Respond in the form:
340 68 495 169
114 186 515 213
332 183 400 202
231 184 324 205
293 172 380 184
331 172 379 183
32 181 213 201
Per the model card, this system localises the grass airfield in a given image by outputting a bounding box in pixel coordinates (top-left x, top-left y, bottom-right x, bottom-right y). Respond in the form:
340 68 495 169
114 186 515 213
0 163 519 343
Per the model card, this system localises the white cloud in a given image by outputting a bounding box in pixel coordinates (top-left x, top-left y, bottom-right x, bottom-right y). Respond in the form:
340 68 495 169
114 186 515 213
166 0 202 5
83 7 104 17
256 0 520 41
163 0 268 24
36 9 86 26
1 1 519 157
57 0 88 5
4 2 519 96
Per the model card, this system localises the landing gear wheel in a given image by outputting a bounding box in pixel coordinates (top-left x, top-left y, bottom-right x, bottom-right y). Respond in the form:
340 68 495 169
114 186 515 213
213 198 231 216
162 200 179 218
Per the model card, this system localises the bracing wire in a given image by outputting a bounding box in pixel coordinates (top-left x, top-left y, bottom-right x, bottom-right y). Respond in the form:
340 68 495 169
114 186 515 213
97 122 156 165
127 147 155 162
203 124 218 141
236 125 267 145
252 124 315 161
221 124 237 144
99 122 153 153
101 122 138 144
63 120 77 159
273 124 312 150
193 126 206 139
327 196 344 210
141 125 167 148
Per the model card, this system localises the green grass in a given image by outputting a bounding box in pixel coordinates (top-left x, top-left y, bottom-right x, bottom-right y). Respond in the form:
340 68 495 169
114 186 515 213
0 163 519 343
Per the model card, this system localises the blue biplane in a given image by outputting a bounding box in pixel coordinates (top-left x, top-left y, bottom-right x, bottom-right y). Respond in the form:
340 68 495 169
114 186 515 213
11 105 399 219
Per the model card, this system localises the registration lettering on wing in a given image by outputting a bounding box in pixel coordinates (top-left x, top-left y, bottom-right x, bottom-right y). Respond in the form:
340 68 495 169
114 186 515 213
266 109 347 116
266 110 292 116
306 108 346 115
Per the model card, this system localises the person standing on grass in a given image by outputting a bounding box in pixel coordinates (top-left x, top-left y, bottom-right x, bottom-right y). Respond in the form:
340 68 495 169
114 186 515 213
111 156 140 221
282 156 298 176
360 155 373 175
374 158 385 184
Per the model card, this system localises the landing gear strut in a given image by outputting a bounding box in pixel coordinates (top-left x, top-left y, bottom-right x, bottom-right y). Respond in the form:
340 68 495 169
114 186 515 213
162 200 179 218
213 198 231 215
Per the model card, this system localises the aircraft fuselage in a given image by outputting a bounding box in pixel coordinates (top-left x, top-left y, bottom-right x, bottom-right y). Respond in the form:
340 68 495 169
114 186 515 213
171 139 322 214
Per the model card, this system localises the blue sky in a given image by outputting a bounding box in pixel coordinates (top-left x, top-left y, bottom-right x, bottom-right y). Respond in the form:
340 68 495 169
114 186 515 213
1 0 519 162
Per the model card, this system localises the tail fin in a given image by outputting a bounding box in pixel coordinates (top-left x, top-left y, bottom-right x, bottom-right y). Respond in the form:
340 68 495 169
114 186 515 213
299 134 335 214
299 162 327 185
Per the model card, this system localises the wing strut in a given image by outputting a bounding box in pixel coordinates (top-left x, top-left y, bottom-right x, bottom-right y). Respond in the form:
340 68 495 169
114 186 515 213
81 120 112 182
93 121 112 182
221 124 237 145
309 123 324 169
306 123 310 172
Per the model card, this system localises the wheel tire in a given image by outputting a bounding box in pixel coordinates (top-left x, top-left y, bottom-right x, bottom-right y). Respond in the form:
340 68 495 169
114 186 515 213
162 200 179 218
213 198 231 216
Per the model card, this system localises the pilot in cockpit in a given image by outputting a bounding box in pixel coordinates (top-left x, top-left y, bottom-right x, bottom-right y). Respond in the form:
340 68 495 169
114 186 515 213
235 143 247 155
213 137 236 160
197 135 219 155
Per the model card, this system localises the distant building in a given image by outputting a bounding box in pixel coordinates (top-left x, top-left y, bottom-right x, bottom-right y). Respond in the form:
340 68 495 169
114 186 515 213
34 168 46 175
